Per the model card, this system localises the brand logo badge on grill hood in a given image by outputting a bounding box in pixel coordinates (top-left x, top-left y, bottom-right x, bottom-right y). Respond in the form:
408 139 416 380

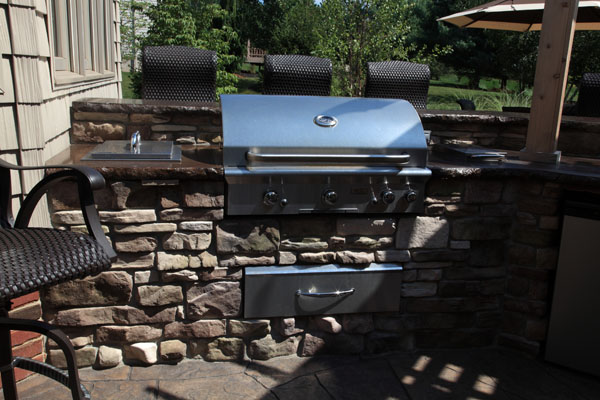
313 115 338 128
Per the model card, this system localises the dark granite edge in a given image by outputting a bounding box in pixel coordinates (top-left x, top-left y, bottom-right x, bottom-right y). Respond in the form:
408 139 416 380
429 161 600 186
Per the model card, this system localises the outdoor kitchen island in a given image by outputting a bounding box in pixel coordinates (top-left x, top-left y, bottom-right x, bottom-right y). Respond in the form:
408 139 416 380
41 98 600 369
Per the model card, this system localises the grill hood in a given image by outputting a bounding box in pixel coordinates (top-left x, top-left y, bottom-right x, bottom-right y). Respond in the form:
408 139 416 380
222 95 427 169
221 94 431 215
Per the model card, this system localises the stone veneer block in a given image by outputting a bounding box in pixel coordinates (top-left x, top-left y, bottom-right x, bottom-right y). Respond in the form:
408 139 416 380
160 208 224 221
337 218 397 235
401 282 438 297
247 335 299 361
53 306 176 326
336 251 374 264
160 340 187 362
163 232 211 251
51 210 85 225
44 271 132 307
219 255 276 267
346 236 394 249
199 251 218 268
99 210 157 223
164 320 227 339
72 121 125 143
280 238 329 251
112 253 155 270
374 250 410 263
297 252 336 264
97 325 162 343
450 240 470 249
113 223 177 233
216 220 279 254
71 224 110 234
162 270 199 282
187 282 241 319
274 317 305 336
396 216 449 249
97 346 122 368
191 338 245 361
137 285 184 306
124 342 158 365
464 180 503 204
134 270 159 284
115 236 157 253
342 314 374 334
452 217 511 240
48 347 98 369
180 221 213 231
300 332 363 356
228 320 271 338
313 316 342 333
183 182 225 207
157 252 189 271
278 251 297 265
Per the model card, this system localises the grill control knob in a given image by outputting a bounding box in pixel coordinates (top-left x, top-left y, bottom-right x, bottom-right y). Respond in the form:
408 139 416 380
381 189 396 205
322 190 338 206
405 190 418 203
263 191 280 206
280 198 288 207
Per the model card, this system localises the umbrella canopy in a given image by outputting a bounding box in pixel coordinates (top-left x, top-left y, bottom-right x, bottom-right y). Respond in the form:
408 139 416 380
439 0 600 32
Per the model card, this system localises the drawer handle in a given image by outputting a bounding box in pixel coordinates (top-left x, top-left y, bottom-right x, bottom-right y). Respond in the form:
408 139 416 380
295 288 355 298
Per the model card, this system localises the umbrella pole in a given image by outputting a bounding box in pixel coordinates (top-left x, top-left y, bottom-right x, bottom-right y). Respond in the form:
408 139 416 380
520 0 579 164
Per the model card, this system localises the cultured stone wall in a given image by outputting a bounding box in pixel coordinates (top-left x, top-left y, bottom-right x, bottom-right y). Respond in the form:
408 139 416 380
421 111 600 159
44 173 565 368
70 100 600 158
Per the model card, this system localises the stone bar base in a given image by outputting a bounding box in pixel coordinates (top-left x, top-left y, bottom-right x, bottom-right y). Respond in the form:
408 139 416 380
44 174 565 367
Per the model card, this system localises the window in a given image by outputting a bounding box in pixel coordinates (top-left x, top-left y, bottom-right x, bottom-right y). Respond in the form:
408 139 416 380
49 0 115 85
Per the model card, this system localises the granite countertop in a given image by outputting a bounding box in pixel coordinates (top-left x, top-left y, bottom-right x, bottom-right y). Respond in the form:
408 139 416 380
429 149 600 186
46 144 224 180
48 144 600 187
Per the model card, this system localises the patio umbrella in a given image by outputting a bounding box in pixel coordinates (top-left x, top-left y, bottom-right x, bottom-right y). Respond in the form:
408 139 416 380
438 0 600 32
438 0 588 161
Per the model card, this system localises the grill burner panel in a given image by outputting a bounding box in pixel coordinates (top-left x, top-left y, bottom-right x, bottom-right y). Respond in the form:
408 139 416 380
222 95 431 215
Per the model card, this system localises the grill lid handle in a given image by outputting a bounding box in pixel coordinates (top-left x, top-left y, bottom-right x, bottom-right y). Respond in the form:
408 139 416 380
246 152 411 166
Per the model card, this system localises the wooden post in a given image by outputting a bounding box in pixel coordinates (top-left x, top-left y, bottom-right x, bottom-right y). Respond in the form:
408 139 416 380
521 0 579 163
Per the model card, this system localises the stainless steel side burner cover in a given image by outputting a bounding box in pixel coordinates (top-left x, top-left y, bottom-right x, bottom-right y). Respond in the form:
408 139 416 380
222 94 431 215
81 140 182 161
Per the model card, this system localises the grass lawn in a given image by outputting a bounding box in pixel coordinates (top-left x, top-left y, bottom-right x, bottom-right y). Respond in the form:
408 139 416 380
121 71 138 99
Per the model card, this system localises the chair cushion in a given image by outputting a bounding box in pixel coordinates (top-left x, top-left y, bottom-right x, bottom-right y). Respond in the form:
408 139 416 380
0 228 112 304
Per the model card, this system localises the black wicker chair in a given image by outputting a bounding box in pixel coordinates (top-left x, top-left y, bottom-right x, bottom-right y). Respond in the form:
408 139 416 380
572 73 600 117
142 45 217 102
0 160 115 400
263 54 332 96
364 61 431 109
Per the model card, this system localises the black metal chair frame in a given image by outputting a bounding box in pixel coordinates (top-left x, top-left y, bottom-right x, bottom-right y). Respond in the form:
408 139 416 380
0 160 115 400
263 54 332 96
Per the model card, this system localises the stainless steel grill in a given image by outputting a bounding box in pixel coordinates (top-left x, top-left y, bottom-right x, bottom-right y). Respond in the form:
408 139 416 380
221 94 431 215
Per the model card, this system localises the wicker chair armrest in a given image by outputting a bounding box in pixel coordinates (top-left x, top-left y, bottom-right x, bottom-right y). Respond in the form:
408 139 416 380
0 159 116 260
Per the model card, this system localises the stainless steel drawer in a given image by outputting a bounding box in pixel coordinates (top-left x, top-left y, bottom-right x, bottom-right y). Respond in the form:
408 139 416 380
244 264 403 318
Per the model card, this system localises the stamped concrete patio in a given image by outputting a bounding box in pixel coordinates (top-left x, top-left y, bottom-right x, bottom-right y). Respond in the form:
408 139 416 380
4 348 599 400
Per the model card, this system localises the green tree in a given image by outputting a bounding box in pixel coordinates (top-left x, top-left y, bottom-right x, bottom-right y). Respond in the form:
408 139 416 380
120 0 150 71
138 0 238 97
268 0 320 55
315 0 447 96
